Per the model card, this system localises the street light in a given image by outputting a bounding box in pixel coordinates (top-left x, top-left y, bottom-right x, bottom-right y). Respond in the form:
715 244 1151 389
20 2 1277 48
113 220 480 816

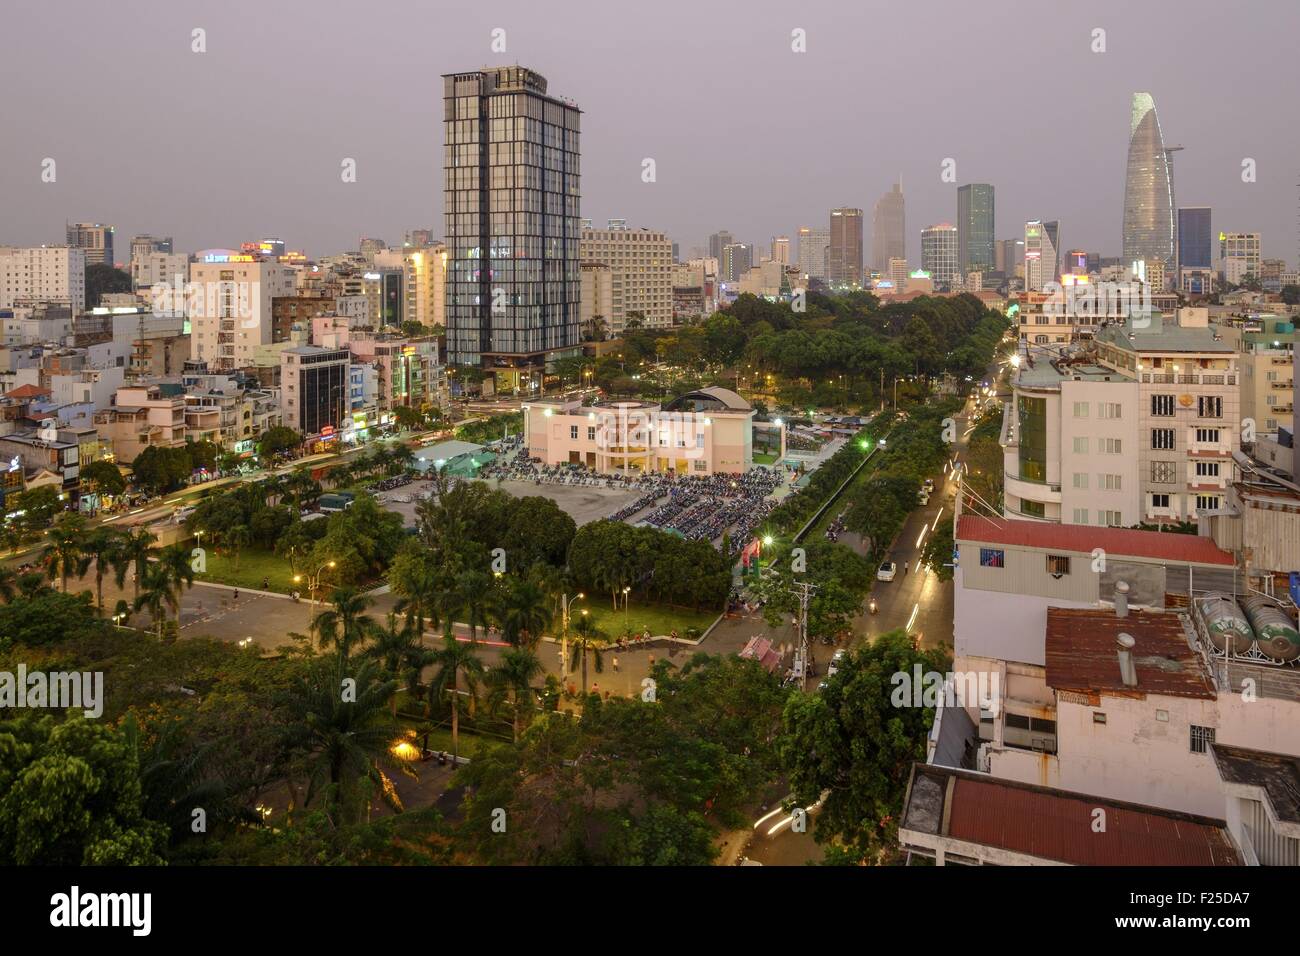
293 560 337 610
560 592 585 676
622 585 631 634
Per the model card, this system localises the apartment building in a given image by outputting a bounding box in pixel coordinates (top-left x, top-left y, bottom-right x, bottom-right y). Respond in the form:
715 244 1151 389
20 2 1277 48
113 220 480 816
934 514 1300 864
1004 308 1239 525
189 256 295 370
0 246 86 312
579 225 673 332
93 383 188 463
1219 314 1295 438
280 345 349 438
1219 232 1261 285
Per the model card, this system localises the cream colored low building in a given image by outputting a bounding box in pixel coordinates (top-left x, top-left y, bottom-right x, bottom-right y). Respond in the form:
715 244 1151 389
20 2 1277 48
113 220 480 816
521 386 768 475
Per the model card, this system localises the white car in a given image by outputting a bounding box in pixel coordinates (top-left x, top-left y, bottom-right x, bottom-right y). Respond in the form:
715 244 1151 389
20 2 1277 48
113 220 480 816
923 478 935 493
877 561 897 582
918 490 930 505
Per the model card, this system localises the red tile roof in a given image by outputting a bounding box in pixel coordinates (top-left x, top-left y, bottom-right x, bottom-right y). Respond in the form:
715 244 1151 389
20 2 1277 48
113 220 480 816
944 771 1239 865
1045 607 1215 700
957 515 1234 566
4 384 51 400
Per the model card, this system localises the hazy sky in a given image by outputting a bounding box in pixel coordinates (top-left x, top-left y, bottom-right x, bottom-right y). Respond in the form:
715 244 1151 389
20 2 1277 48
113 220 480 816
2 0 1297 266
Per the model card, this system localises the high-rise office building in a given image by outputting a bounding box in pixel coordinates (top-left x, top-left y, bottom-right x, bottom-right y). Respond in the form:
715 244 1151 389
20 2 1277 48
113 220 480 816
771 236 791 265
956 184 995 273
996 238 1025 277
721 243 753 284
1177 207 1212 272
442 66 581 386
871 181 905 272
1219 232 1261 284
828 208 864 287
920 223 959 287
797 226 829 280
580 225 673 331
1122 92 1177 273
709 230 735 263
66 222 115 268
1024 220 1060 291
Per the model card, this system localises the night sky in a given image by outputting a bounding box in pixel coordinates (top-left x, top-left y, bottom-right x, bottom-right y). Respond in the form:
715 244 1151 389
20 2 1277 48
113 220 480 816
2 0 1295 264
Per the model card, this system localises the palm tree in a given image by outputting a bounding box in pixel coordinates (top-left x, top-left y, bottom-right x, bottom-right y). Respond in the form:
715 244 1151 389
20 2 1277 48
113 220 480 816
457 570 494 641
312 586 375 661
134 563 178 639
569 613 607 695
282 657 406 823
151 543 195 637
428 633 484 765
83 527 123 614
42 513 89 593
393 554 441 636
116 526 158 603
494 578 554 648
224 524 251 571
364 612 433 715
486 646 544 742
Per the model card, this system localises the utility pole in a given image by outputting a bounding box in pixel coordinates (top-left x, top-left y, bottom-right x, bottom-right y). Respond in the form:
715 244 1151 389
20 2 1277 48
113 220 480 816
791 580 819 690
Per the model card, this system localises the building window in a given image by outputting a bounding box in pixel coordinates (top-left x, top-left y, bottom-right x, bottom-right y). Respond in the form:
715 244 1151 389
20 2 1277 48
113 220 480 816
1151 428 1175 450
1046 554 1071 576
1101 438 1122 454
1151 460 1178 483
1151 493 1170 509
1151 394 1176 416
1195 494 1221 511
570 425 578 439
1195 427 1221 444
1195 461 1220 478
1021 500 1045 518
1099 402 1122 420
1072 437 1089 454
1093 712 1107 725
1072 508 1089 524
1099 473 1122 490
587 426 596 441
979 548 1005 568
1073 401 1089 418
1072 472 1088 489
1197 396 1222 418
1100 510 1122 527
1190 724 1216 754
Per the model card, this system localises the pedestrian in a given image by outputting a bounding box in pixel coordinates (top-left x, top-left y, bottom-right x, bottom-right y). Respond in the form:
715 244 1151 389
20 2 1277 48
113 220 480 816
612 656 620 672
233 588 239 601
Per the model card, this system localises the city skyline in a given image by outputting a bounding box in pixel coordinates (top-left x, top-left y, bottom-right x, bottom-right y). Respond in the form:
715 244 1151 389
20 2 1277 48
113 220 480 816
1 0 1297 264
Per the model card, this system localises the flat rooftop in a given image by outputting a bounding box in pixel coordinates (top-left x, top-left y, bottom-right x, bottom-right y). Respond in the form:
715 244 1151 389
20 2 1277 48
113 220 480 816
957 515 1236 567
1045 607 1215 700
902 763 1240 866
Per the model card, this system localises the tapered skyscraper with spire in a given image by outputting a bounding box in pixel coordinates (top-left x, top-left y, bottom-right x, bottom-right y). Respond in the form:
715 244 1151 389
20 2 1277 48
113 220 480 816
1122 92 1177 273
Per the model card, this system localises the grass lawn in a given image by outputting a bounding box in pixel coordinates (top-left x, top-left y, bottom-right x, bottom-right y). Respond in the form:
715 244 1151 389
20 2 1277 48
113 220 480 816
193 546 300 593
578 601 719 640
753 451 779 465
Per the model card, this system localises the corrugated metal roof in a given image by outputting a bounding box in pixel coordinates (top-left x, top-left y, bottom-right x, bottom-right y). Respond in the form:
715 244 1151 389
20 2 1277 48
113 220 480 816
957 515 1235 567
1045 607 1215 699
903 764 1240 865
947 773 1239 865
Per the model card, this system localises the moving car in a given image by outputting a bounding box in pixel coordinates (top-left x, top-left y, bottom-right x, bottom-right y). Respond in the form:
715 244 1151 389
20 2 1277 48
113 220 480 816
877 561 897 582
918 489 930 505
923 477 935 493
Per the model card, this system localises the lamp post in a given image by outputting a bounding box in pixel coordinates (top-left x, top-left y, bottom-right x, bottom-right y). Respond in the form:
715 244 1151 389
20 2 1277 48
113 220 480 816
622 585 631 635
560 592 584 676
293 560 337 611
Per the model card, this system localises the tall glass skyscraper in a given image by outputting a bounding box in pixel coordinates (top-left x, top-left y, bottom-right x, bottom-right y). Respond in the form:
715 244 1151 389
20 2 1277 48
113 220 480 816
442 67 582 380
1176 207 1212 271
1122 92 1176 272
957 183 995 273
871 181 905 273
